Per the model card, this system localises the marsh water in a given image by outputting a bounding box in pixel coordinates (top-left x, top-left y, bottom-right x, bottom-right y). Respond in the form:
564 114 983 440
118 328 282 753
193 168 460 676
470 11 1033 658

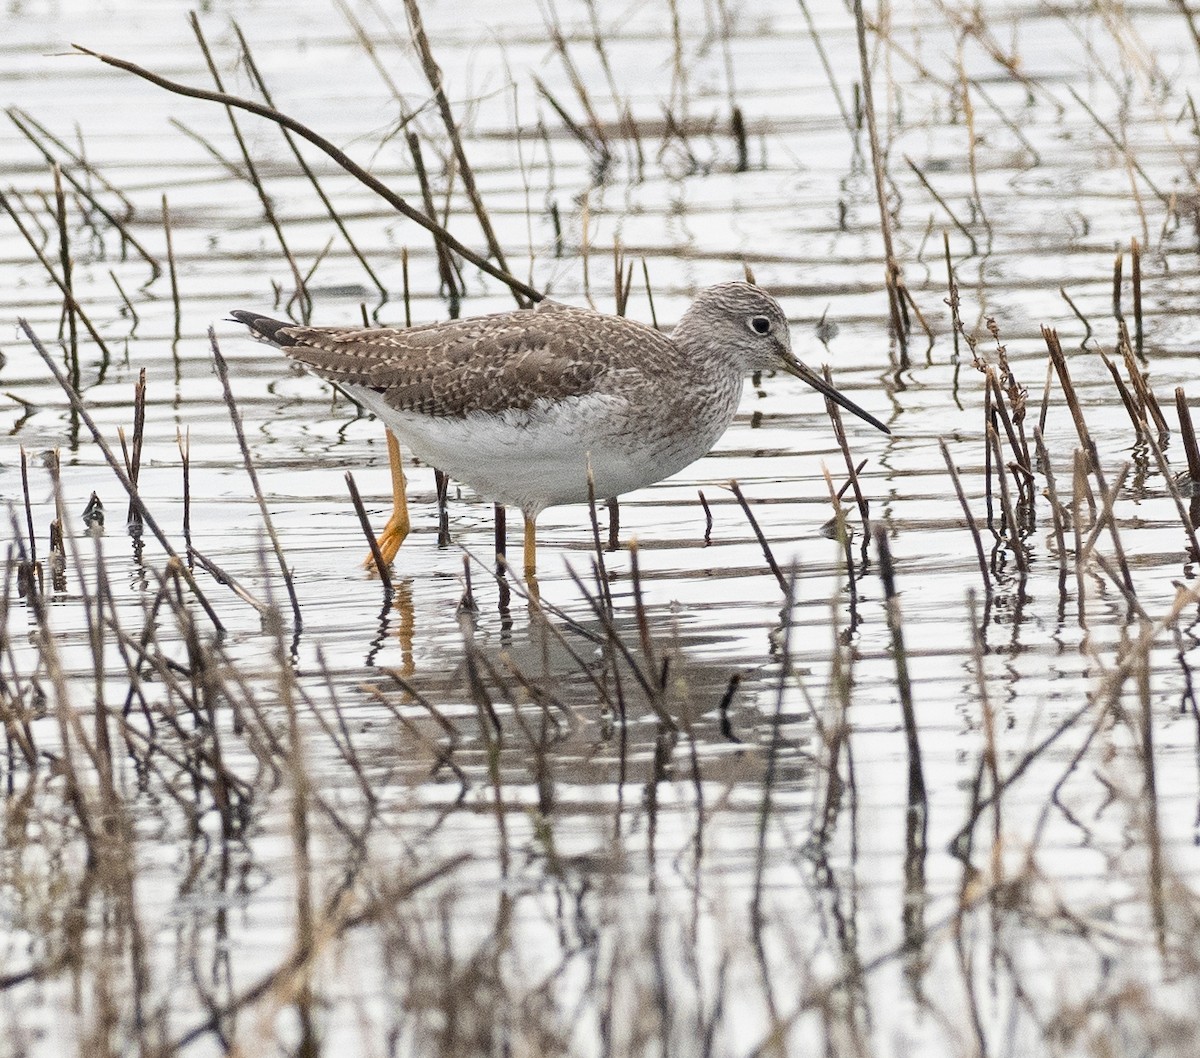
3 1 1200 1054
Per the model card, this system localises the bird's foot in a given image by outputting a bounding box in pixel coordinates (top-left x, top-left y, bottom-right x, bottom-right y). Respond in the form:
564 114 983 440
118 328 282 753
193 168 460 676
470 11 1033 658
364 511 410 572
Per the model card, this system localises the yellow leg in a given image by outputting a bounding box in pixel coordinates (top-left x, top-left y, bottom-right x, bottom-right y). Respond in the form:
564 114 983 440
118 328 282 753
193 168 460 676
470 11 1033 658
523 512 538 579
365 430 410 570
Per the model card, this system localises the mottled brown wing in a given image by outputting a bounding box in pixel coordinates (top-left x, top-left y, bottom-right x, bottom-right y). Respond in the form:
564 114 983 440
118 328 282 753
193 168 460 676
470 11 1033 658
236 307 672 418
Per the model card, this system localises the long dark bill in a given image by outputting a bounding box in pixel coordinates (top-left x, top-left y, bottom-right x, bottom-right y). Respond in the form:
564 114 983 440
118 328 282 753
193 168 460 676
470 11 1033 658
784 357 890 435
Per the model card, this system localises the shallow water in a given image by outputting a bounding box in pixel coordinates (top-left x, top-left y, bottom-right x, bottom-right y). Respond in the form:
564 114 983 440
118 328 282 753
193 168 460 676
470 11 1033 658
4 1 1200 1055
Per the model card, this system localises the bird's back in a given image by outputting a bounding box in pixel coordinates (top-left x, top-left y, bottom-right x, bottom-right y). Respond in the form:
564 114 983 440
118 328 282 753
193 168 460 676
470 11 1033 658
230 306 679 419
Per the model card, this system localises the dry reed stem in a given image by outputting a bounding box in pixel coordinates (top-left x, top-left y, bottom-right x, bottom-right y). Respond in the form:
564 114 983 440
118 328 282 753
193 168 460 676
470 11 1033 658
345 471 393 594
1071 449 1090 628
939 439 991 590
905 156 977 255
873 524 927 825
1059 285 1094 348
853 0 909 358
822 370 873 537
1033 428 1070 587
20 318 225 633
1100 352 1146 439
1131 236 1144 355
585 465 613 615
1118 322 1170 436
407 130 463 309
161 194 181 341
729 480 788 594
1175 388 1200 482
986 423 1029 572
72 43 542 304
51 165 78 379
1043 326 1093 456
235 21 388 300
189 15 311 322
697 490 714 545
401 0 516 296
541 1 612 169
6 107 161 277
750 567 797 938
1 190 112 359
1067 84 1171 207
797 0 853 136
209 329 302 631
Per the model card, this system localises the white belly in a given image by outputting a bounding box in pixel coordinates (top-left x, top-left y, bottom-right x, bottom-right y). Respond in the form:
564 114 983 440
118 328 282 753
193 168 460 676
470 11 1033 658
345 386 731 515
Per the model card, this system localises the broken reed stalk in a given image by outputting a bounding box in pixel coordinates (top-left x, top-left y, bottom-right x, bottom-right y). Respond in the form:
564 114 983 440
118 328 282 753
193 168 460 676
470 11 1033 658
751 566 797 937
1134 418 1200 560
985 368 1031 475
1059 286 1094 347
1101 353 1146 440
51 165 79 383
944 232 961 360
797 0 853 136
542 7 612 167
1043 326 1093 456
585 467 613 616
873 526 927 811
0 190 112 361
1032 428 1070 588
697 490 714 545
986 423 1029 573
822 465 861 627
983 381 996 536
400 0 516 299
161 195 181 342
939 439 990 590
7 108 162 278
823 366 872 536
628 541 659 680
345 471 392 594
641 259 659 330
209 330 303 631
109 269 139 332
1176 388 1200 482
234 21 387 300
407 131 462 309
176 428 192 558
189 14 311 321
19 447 36 568
561 561 667 724
1131 236 1144 356
1117 322 1169 436
71 43 543 304
852 0 908 360
1070 450 1090 627
729 480 788 594
20 318 225 632
905 156 977 255
117 367 147 530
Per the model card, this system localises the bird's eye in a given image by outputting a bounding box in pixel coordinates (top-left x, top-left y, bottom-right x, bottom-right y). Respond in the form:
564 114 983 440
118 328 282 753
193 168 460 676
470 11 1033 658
749 315 771 335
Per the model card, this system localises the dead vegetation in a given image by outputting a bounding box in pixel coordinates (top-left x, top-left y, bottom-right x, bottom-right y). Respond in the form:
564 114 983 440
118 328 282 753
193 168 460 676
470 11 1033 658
3 2 1200 1055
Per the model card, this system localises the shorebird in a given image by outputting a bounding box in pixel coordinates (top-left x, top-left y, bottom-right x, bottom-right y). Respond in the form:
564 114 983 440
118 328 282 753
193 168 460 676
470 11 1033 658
232 282 889 577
